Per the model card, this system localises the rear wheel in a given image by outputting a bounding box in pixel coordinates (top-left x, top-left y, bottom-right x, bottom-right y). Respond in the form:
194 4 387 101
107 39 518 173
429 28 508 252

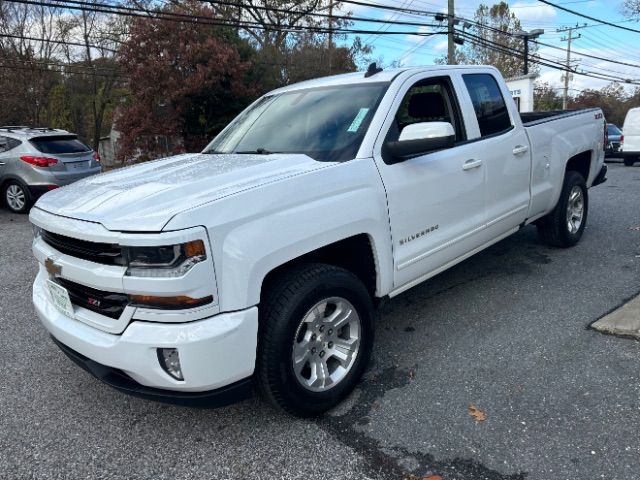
537 170 588 248
3 180 31 214
624 157 636 166
257 263 374 416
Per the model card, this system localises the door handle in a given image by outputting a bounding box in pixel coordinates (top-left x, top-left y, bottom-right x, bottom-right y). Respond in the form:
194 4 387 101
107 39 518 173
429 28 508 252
462 159 483 170
0 162 5 166
512 145 529 155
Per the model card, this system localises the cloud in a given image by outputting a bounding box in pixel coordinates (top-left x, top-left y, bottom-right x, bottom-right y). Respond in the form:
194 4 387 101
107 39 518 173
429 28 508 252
510 2 557 25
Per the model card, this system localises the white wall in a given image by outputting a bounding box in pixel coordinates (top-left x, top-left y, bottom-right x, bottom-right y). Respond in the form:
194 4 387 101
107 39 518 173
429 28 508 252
505 76 536 113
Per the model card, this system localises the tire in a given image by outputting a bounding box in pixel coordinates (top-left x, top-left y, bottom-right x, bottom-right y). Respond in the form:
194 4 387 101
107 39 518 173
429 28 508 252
537 170 588 248
2 180 31 214
257 263 374 417
624 157 635 166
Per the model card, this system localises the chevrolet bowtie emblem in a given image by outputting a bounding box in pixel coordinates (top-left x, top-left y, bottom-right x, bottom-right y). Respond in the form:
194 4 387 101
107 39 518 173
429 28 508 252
45 257 62 277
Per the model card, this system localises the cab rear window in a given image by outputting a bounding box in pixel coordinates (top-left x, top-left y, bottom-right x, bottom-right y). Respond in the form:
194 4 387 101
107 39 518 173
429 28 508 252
30 136 90 154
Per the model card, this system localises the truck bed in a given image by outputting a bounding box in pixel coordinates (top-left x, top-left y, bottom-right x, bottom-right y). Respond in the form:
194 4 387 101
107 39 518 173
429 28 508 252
520 108 600 127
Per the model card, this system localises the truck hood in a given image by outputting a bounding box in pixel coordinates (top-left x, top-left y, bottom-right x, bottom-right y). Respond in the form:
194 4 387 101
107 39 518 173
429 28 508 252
34 152 330 231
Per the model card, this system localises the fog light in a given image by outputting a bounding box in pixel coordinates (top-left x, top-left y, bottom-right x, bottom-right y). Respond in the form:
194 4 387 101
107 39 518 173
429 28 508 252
157 348 184 381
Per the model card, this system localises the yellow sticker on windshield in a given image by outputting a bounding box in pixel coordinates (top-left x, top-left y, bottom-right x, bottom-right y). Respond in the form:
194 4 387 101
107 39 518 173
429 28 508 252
347 108 370 133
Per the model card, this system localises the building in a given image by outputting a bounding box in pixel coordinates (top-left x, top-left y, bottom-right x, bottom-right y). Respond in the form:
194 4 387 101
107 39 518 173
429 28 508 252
505 73 538 113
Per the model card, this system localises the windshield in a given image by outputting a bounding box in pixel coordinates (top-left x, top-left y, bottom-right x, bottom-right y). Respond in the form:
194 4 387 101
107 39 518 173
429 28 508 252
607 124 622 136
203 83 389 162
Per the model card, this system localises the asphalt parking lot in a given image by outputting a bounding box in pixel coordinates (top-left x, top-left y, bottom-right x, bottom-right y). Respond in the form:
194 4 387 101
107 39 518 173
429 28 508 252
1 161 639 480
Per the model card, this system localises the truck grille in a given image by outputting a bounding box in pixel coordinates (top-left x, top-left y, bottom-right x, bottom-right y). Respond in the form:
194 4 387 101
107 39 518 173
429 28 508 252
42 230 123 265
56 278 128 319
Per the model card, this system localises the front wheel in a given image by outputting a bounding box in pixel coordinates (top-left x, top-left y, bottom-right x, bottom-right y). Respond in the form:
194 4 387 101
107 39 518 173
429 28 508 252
537 170 588 248
257 263 374 416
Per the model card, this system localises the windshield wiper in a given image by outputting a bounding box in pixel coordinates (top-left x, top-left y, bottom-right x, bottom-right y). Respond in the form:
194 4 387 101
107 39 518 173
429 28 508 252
235 147 276 155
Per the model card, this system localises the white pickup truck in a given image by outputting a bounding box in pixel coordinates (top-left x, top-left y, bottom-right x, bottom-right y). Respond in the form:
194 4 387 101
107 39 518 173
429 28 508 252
30 65 607 416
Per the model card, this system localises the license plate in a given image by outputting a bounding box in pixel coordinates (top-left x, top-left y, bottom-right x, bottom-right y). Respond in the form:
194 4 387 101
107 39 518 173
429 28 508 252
47 279 75 318
70 162 87 169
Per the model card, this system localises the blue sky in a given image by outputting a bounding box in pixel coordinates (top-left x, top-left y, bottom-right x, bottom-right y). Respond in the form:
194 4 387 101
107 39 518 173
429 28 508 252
344 0 640 94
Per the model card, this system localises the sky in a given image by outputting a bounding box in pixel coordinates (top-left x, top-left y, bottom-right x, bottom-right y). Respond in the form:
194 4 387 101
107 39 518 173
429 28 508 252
345 0 640 95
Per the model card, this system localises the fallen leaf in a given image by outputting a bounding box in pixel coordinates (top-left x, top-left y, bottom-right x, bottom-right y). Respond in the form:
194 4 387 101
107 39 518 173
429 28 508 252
468 404 486 422
403 475 442 480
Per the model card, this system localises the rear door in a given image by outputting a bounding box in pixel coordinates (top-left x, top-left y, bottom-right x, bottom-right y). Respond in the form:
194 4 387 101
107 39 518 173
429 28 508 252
623 108 640 153
459 73 530 237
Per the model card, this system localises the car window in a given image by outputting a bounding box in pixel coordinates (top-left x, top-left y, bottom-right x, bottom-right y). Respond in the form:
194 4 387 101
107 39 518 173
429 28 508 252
607 125 621 136
30 135 90 154
386 76 465 144
462 73 512 137
0 136 20 153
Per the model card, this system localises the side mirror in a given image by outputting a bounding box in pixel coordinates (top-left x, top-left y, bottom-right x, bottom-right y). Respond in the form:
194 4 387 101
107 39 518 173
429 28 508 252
384 122 455 164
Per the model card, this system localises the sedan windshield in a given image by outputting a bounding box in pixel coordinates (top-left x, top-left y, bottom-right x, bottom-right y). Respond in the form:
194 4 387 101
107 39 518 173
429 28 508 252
203 83 389 162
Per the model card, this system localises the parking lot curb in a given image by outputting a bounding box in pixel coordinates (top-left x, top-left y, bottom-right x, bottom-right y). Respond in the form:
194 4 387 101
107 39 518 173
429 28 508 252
592 294 640 339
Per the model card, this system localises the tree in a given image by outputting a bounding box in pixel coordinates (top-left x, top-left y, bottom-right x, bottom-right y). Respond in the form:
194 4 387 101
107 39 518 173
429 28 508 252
116 1 256 161
437 2 538 78
202 0 369 88
569 83 630 125
534 82 562 111
0 1 68 125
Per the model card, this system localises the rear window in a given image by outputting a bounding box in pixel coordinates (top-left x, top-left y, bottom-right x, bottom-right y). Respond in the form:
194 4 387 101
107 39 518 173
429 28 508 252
607 124 621 136
462 73 512 137
30 136 90 154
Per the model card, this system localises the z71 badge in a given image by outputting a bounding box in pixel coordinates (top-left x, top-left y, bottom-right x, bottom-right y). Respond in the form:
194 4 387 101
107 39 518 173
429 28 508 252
399 225 439 245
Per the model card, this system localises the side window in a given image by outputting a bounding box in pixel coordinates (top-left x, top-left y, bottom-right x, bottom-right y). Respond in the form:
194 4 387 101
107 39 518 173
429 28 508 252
387 77 466 144
0 137 21 153
462 74 512 137
7 138 21 151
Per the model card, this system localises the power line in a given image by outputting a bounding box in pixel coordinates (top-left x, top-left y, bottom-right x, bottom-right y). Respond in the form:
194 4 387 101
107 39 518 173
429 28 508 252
0 33 118 53
538 0 640 34
455 29 640 85
199 0 437 30
4 0 441 36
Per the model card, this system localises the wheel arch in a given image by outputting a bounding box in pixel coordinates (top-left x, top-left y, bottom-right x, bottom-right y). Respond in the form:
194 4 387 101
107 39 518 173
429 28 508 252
565 150 593 182
260 234 380 306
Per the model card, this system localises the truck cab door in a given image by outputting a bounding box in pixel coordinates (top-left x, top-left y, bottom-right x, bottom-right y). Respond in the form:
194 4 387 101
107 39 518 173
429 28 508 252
459 73 530 236
373 74 489 292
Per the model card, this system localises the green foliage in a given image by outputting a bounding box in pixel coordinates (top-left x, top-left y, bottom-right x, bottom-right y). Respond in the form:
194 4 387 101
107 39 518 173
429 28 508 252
569 83 638 126
533 82 562 111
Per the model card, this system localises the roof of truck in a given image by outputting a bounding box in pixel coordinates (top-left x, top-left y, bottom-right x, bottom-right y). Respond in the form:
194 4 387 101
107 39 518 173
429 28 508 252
270 65 497 95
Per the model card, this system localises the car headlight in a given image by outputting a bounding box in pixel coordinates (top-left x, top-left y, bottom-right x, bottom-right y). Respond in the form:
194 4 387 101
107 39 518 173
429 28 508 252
124 240 207 277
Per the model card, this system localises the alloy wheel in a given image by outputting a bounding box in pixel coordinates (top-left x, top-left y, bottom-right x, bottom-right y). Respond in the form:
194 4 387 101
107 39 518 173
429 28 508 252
291 297 361 392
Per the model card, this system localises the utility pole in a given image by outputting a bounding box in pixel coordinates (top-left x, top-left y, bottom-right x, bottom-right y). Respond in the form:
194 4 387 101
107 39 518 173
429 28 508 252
447 0 455 64
328 0 334 73
516 29 543 75
558 24 586 109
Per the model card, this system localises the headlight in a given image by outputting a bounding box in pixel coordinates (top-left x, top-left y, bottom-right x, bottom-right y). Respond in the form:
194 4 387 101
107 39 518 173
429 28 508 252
124 239 206 277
